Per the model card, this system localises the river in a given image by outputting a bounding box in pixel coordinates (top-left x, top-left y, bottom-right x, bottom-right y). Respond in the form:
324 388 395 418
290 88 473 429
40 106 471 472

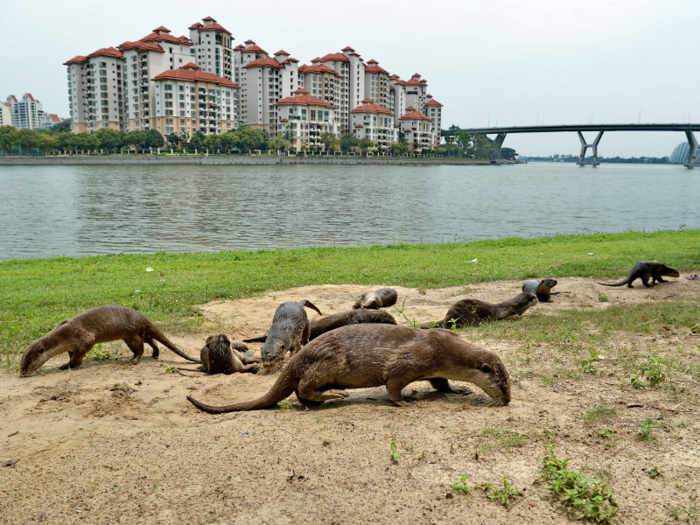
0 162 697 259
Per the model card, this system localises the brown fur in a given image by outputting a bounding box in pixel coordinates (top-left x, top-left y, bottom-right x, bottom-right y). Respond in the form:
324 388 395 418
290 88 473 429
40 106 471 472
419 292 538 329
599 261 680 288
20 305 199 376
522 278 558 302
352 288 398 309
199 335 260 375
187 324 511 413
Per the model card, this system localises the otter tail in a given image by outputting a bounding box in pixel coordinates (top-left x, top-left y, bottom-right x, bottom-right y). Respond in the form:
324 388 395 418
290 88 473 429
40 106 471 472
187 369 297 413
598 279 629 287
148 325 201 363
419 320 444 329
243 334 268 343
298 299 323 316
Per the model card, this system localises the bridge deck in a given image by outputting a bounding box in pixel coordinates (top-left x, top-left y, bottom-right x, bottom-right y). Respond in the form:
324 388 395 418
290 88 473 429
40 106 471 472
450 124 700 134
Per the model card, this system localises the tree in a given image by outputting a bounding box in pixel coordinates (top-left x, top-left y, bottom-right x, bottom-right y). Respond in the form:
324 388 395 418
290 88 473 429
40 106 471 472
501 147 518 160
320 132 339 152
189 131 206 152
145 129 165 150
95 128 121 153
358 137 374 154
166 132 181 147
340 133 359 153
204 133 221 152
37 134 57 155
73 132 98 153
0 125 19 155
269 134 289 153
237 127 264 152
39 120 71 135
219 131 237 152
123 130 147 153
389 142 408 156
17 128 40 156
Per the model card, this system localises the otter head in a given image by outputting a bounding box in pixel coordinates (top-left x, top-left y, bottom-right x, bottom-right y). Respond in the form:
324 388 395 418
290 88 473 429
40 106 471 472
662 265 680 278
20 321 72 377
204 334 230 353
540 278 558 291
470 356 511 406
261 323 293 371
513 292 538 313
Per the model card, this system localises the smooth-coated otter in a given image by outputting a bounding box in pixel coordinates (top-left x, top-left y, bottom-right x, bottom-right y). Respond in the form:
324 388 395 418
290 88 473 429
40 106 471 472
310 309 397 340
599 262 680 288
353 288 398 310
199 334 260 375
20 305 199 376
257 300 322 371
187 324 511 413
419 292 538 329
522 278 558 302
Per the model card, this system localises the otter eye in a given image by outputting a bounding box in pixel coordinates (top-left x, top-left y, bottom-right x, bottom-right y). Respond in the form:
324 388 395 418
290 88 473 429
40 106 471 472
38 347 45 354
480 364 492 374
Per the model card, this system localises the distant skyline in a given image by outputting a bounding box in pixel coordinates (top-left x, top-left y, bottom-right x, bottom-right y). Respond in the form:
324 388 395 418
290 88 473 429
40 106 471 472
1 0 698 157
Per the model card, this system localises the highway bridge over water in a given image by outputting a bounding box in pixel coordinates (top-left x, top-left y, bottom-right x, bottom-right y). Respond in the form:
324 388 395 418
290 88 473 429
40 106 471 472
446 124 700 167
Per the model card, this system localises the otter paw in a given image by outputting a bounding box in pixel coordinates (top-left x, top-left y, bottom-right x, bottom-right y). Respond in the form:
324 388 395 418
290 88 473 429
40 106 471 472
324 389 350 400
451 387 473 396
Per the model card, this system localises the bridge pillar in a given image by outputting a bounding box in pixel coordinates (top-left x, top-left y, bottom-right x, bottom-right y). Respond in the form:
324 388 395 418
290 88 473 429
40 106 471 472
685 130 698 169
493 133 507 163
577 131 604 166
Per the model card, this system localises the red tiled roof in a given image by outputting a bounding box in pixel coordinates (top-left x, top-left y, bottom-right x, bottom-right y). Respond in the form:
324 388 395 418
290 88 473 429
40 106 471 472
367 59 378 64
87 47 124 59
243 45 266 54
390 74 399 79
118 41 165 53
361 98 374 103
64 55 87 65
280 118 288 122
182 62 201 70
152 26 171 33
365 65 388 75
234 44 245 50
389 85 395 91
298 64 341 77
26 93 36 102
245 39 255 44
394 80 407 86
412 73 421 78
319 52 349 63
427 94 432 98
350 103 394 116
399 109 432 122
311 57 322 63
9 95 17 102
152 66 241 88
294 88 309 94
426 99 443 107
244 57 281 69
140 32 192 45
285 57 299 63
355 124 363 128
275 50 290 55
188 22 203 30
350 52 360 57
203 16 216 22
342 46 355 52
405 106 416 111
198 23 230 34
49 114 61 123
3 102 10 107
275 93 336 110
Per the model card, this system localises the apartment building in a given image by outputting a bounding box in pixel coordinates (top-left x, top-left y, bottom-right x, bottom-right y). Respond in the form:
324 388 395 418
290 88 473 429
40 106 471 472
276 88 338 151
151 63 240 136
364 60 390 110
399 106 435 152
350 99 397 151
404 73 428 113
0 102 11 126
426 95 443 145
189 17 233 80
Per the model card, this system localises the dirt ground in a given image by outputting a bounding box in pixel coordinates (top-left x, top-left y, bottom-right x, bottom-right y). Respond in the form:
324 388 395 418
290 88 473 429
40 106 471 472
1 278 699 524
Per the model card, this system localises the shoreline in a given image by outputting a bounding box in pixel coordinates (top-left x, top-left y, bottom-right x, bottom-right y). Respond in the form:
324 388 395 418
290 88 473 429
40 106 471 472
0 156 493 167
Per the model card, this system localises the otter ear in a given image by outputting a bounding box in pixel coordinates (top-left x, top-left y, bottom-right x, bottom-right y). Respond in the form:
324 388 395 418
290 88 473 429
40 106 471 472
480 364 492 374
56 320 69 328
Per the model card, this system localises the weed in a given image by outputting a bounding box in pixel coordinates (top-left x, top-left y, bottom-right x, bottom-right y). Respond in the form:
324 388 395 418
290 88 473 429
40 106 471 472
205 512 219 523
638 416 656 441
630 354 667 389
87 343 110 360
485 478 523 507
580 404 616 425
390 442 401 464
669 491 698 522
540 446 617 524
581 349 606 374
102 464 119 471
277 399 294 410
453 475 473 495
498 431 527 451
598 429 613 439
322 439 332 447
150 483 158 493
647 465 662 479
164 367 177 374
392 297 419 328
416 450 426 461
402 441 416 452
598 293 609 302
542 375 558 387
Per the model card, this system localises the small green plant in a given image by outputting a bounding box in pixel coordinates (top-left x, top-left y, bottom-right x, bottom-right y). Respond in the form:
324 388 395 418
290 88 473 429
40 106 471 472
164 367 177 374
629 354 667 389
102 464 119 471
453 475 473 495
647 465 662 479
581 404 616 424
669 491 698 522
581 349 605 374
448 318 459 332
402 440 416 452
392 297 419 328
540 446 617 524
597 292 609 302
390 442 401 464
638 416 655 441
598 429 613 439
486 478 522 507
87 343 111 360
277 399 294 410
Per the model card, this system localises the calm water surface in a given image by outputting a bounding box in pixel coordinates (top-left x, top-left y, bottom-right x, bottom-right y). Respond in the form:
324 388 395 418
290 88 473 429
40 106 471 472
0 163 697 259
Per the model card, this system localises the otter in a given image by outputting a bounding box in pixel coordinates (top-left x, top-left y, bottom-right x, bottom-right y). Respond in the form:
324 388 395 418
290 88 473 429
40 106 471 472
522 278 559 302
599 262 680 288
353 288 398 310
20 305 199 376
255 300 322 371
419 292 538 329
309 309 397 340
199 334 260 375
187 324 511 413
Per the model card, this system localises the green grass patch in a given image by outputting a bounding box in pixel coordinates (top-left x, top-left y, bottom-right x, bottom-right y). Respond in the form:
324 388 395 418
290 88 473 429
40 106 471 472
1 229 698 362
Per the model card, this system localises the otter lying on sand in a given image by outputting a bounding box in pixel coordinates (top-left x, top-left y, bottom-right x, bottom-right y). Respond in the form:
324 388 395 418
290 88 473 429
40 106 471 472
20 305 199 376
599 262 680 288
419 292 537 329
187 324 511 413
198 334 260 375
353 288 398 309
522 278 559 302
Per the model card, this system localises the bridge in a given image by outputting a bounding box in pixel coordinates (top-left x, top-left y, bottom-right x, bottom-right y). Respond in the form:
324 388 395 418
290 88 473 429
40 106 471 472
446 124 700 168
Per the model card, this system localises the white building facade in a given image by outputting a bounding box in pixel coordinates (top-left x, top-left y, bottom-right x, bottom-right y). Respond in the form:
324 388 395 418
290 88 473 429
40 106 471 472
399 106 435 152
4 93 61 129
276 88 338 152
349 99 397 151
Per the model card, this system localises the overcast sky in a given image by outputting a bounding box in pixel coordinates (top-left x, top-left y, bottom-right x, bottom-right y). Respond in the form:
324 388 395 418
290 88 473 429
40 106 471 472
1 0 698 157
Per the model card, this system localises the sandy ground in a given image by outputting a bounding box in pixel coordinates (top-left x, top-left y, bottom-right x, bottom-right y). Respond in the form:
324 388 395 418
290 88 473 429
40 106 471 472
1 278 699 524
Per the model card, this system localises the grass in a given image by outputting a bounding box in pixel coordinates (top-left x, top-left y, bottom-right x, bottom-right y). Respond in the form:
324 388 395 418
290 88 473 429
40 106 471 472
1 229 699 363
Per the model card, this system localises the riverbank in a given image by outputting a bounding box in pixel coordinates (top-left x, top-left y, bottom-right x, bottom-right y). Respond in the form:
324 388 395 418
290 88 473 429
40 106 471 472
0 155 491 166
1 229 698 360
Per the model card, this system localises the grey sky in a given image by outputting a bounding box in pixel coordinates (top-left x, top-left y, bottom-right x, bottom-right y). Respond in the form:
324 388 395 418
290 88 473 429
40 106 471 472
1 0 698 157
